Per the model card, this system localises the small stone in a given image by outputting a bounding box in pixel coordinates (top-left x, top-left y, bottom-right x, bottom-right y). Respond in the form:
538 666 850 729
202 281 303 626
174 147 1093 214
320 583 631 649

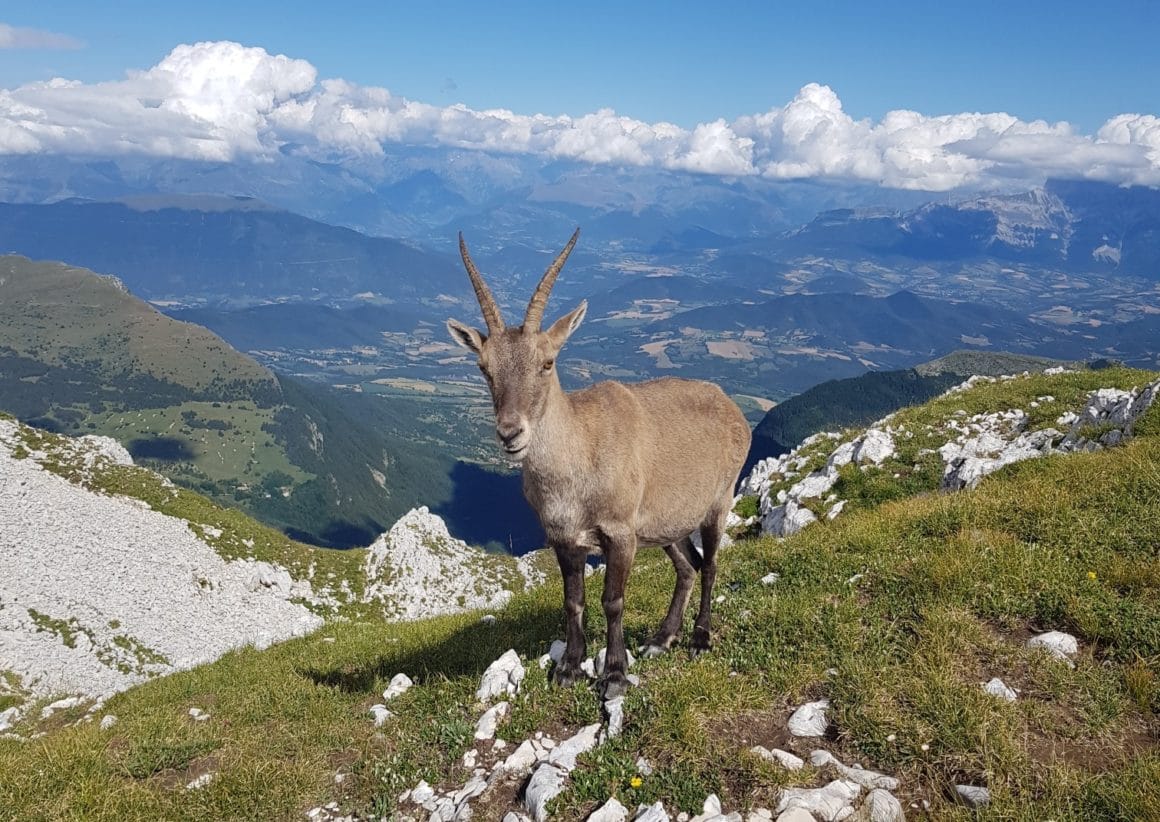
475 700 510 740
747 810 774 822
524 763 568 822
383 672 413 701
982 677 1017 702
502 740 539 773
503 814 533 822
188 707 210 721
548 723 601 771
954 785 990 808
481 614 497 624
810 750 898 790
750 746 804 770
605 696 625 739
548 640 566 663
410 780 435 805
885 734 896 742
787 699 830 737
462 749 478 769
185 772 215 790
99 714 118 731
493 738 508 751
633 802 670 822
776 779 861 821
1027 631 1078 661
369 704 392 726
864 789 906 822
636 756 654 776
588 797 630 822
760 572 780 585
477 650 526 702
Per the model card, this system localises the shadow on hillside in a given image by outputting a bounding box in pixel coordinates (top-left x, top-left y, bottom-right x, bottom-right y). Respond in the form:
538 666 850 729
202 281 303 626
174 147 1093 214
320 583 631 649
128 435 196 461
299 603 563 692
434 461 545 555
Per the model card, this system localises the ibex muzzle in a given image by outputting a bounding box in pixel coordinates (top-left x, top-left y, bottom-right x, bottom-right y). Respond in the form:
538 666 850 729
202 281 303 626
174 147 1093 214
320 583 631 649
448 230 751 700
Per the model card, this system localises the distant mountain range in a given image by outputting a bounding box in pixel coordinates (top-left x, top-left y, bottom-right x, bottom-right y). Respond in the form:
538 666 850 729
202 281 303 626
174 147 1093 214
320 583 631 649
0 197 464 304
771 180 1160 280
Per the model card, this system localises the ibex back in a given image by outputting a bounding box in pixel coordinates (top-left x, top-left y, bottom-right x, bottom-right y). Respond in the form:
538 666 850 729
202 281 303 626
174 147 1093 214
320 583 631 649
447 229 751 699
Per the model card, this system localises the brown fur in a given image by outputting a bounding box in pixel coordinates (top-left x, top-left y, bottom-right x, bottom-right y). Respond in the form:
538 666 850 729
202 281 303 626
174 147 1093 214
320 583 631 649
448 231 751 698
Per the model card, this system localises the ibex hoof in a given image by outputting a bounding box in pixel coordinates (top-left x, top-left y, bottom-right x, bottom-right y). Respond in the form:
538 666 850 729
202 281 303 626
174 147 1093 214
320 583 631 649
641 643 668 659
601 675 629 701
690 630 712 657
551 665 584 688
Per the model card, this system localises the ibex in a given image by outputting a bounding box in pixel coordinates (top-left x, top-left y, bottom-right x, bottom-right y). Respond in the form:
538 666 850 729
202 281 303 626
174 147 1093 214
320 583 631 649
447 229 751 699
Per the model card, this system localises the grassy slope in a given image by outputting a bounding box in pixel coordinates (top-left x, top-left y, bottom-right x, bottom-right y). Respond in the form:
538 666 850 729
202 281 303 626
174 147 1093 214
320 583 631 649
1 372 1158 820
0 255 462 547
0 255 273 391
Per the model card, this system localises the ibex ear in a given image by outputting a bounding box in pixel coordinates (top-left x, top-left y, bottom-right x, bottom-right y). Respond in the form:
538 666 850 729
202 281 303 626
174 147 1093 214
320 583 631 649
546 300 587 350
447 319 485 354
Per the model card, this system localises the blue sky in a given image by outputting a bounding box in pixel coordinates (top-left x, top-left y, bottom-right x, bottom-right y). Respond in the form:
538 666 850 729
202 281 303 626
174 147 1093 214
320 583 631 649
1 2 1158 191
2 0 1157 132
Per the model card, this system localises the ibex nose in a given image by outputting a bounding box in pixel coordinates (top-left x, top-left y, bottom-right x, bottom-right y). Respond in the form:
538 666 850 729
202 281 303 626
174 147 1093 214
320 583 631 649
496 418 526 447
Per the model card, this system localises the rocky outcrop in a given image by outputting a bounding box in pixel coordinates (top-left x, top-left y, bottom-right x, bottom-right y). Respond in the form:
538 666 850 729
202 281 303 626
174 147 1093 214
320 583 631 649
363 507 546 621
737 373 1160 540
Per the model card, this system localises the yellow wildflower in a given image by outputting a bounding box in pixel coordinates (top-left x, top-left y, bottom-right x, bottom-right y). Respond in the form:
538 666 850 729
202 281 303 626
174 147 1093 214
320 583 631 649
630 776 643 788
1087 571 1097 580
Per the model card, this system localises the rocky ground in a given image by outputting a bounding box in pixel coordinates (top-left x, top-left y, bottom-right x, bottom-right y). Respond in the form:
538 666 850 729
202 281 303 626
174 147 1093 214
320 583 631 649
738 369 1160 540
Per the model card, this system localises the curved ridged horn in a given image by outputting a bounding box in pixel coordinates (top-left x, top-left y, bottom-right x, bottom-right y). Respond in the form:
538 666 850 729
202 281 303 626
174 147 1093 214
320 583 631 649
524 228 580 331
459 232 504 333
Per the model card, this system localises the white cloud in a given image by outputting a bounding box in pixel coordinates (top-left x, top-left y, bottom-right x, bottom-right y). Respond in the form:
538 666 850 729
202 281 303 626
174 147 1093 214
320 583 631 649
0 41 1158 191
0 22 82 50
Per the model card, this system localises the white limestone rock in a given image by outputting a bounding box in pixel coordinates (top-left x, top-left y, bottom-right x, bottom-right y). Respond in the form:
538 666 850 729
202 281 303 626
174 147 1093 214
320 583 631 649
787 699 830 737
773 810 813 822
810 750 899 790
954 785 990 808
363 507 542 621
384 672 414 701
633 802 671 821
0 707 20 732
852 430 895 465
1027 631 1078 661
99 714 118 731
762 498 818 538
604 696 625 739
368 704 392 727
861 789 906 822
982 677 1017 701
788 467 839 501
185 772 215 790
524 763 568 822
476 649 525 702
750 746 804 770
503 739 540 774
776 780 861 822
474 700 510 740
245 561 295 598
760 572 780 586
548 723 602 771
588 797 630 822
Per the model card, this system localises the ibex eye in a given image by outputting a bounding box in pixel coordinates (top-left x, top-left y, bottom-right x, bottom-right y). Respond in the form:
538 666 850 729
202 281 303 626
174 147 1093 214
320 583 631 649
542 359 554 372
